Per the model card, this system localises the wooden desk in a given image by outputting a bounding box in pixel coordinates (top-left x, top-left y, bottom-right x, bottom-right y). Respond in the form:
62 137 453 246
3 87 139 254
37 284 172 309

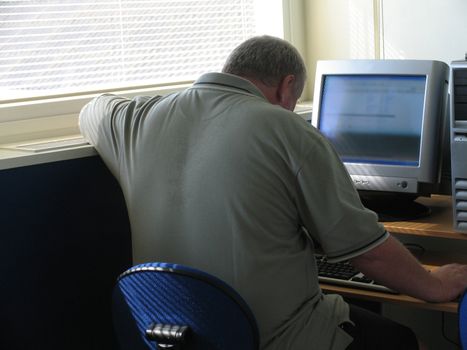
384 195 467 241
320 195 467 313
321 283 459 313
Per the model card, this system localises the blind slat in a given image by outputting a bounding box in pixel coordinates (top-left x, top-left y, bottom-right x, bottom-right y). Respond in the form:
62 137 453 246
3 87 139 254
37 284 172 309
0 0 257 100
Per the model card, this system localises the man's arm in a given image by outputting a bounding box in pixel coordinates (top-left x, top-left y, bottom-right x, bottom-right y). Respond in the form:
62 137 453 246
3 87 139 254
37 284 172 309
350 234 467 302
79 94 157 178
79 94 131 177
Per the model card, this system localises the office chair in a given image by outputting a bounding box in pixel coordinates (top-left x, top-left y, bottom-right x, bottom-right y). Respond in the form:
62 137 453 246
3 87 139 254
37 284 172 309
460 290 467 350
112 262 260 350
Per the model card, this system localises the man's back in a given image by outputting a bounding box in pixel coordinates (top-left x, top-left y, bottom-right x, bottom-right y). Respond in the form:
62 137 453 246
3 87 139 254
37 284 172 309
118 73 321 345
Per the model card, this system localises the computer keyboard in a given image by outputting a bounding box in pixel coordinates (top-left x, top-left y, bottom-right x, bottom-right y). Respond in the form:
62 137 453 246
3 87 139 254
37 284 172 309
316 255 397 294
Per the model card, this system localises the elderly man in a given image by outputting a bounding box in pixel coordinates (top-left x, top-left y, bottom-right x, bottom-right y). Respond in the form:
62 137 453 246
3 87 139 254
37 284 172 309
80 35 467 349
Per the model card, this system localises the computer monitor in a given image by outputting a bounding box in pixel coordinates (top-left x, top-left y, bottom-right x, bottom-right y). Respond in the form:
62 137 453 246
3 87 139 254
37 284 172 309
312 59 450 220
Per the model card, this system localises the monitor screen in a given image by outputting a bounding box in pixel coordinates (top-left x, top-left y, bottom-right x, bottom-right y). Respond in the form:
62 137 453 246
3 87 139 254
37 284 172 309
319 75 426 167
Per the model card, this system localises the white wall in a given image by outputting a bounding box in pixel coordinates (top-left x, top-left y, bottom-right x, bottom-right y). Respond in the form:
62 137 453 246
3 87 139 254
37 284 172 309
303 0 376 99
303 0 467 99
381 0 467 64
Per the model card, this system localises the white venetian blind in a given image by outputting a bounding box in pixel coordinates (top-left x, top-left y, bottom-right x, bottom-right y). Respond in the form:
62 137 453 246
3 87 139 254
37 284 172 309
0 0 258 100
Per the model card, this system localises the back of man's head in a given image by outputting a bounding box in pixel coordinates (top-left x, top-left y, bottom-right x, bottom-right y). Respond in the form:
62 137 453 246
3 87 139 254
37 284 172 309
222 35 307 98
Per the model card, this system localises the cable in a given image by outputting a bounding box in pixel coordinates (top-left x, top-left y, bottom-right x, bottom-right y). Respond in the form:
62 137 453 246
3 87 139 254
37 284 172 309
441 312 460 349
403 243 425 258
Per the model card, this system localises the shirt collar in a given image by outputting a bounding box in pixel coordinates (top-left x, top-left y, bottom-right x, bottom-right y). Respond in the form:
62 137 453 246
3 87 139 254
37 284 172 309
193 72 267 100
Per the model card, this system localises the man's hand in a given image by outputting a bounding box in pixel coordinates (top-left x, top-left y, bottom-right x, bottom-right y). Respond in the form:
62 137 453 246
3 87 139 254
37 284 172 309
350 234 467 303
430 264 467 302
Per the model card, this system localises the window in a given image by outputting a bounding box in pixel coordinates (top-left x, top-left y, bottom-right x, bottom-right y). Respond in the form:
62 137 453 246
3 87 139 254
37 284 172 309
0 0 283 103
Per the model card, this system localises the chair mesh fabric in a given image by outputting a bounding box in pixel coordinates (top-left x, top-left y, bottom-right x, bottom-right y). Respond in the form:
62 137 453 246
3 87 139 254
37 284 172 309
460 291 467 350
113 262 259 350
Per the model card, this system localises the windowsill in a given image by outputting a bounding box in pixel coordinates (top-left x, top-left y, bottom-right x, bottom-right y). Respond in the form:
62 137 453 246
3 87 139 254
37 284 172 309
0 136 97 171
0 111 98 170
0 98 312 171
0 83 193 170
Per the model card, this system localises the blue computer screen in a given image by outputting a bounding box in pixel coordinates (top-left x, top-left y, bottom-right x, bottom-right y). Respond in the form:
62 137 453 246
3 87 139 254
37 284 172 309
319 75 426 166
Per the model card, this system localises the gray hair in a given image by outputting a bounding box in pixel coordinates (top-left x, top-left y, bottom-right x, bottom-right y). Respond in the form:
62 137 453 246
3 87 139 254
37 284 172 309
222 35 307 97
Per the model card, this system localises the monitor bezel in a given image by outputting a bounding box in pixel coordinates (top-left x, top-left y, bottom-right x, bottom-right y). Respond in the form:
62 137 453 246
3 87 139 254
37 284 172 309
312 59 449 195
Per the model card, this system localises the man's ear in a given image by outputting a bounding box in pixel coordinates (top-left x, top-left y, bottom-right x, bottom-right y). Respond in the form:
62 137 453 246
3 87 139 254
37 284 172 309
277 74 296 111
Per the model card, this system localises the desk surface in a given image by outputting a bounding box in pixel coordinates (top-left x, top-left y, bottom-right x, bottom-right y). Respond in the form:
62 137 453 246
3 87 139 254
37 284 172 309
383 195 467 240
321 195 466 313
320 283 459 313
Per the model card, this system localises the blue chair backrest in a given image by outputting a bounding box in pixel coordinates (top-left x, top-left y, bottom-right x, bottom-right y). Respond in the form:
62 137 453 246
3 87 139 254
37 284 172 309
112 262 259 350
460 290 467 350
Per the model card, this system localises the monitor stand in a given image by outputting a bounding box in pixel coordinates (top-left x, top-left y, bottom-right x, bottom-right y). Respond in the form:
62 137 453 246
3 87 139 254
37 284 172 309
359 192 431 222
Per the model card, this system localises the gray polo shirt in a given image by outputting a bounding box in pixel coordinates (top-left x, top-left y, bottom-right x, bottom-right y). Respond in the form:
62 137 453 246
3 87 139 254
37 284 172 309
79 72 388 349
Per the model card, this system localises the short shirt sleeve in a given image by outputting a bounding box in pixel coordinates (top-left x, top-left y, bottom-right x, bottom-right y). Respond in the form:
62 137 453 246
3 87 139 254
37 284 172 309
295 130 388 263
79 94 161 179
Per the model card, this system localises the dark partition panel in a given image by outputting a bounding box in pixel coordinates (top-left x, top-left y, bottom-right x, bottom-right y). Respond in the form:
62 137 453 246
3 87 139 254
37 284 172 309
0 156 132 350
